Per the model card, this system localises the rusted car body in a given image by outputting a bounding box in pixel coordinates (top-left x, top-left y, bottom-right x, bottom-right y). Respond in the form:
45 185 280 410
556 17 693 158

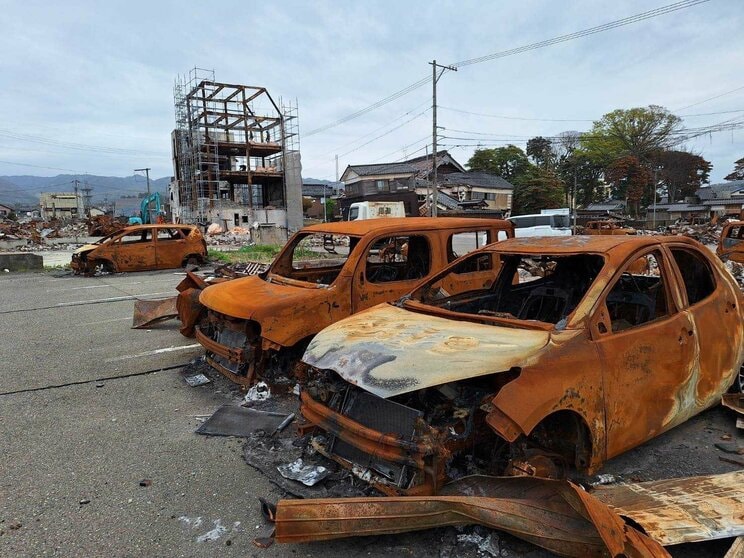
300 236 744 495
72 224 207 274
717 220 744 263
196 217 514 386
583 220 636 235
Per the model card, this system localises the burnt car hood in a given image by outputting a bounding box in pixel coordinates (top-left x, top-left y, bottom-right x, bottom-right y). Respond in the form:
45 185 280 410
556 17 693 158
73 244 99 255
199 274 331 320
303 304 552 398
198 274 337 347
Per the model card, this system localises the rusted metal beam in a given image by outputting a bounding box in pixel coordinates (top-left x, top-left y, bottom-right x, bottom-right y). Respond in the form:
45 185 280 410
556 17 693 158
268 476 668 557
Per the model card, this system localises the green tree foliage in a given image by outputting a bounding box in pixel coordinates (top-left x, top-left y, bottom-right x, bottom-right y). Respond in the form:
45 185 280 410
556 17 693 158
605 156 651 216
651 150 711 202
324 199 336 220
724 157 744 181
581 105 682 165
512 168 565 215
526 136 554 169
557 153 605 207
467 145 531 180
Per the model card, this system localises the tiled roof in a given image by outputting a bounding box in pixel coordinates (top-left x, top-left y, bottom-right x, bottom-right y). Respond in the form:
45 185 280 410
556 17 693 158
696 180 744 200
441 172 514 190
346 163 417 176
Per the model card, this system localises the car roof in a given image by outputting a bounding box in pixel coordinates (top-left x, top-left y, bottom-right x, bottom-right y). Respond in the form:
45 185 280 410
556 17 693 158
119 224 198 233
301 217 512 236
485 235 703 258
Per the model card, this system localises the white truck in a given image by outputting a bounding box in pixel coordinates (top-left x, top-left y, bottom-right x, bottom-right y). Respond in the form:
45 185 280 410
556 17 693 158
508 208 572 237
347 201 406 221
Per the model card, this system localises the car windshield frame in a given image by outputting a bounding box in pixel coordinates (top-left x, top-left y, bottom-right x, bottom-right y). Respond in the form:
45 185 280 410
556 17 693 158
267 230 362 288
404 249 607 330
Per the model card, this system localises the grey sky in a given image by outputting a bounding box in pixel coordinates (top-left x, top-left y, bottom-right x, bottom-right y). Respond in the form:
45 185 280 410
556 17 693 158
0 0 742 184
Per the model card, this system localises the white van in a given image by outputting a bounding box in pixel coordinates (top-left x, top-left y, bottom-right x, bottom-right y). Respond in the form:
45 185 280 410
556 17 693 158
508 209 572 237
348 201 406 221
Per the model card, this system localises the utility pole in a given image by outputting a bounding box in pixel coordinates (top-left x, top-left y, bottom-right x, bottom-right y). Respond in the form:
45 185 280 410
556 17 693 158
135 168 152 223
430 60 457 217
573 167 578 232
335 155 339 182
72 179 81 221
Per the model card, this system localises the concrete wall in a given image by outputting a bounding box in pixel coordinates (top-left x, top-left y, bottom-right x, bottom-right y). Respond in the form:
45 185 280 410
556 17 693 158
284 150 304 234
0 253 44 271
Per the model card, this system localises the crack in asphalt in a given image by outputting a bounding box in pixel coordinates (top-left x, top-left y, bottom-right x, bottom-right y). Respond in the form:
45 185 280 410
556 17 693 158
0 363 188 396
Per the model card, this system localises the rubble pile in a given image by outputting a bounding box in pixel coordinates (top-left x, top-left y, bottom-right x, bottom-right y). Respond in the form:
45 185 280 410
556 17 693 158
0 220 88 250
666 222 722 244
725 260 744 289
87 215 127 236
213 261 269 278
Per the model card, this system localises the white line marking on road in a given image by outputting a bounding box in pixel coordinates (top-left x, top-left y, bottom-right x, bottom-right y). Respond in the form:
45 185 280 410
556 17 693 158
104 344 201 362
54 292 173 307
76 316 131 326
46 284 111 292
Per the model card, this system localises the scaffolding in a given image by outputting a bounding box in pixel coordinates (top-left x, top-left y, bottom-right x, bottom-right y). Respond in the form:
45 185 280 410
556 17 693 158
172 68 299 224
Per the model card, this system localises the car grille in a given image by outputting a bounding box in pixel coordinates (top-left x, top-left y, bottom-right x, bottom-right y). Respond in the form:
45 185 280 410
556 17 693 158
330 388 422 486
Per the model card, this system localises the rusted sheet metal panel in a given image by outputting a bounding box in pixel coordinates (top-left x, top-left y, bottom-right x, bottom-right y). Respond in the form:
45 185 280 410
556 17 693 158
131 296 178 329
584 221 637 235
593 470 744 546
271 476 668 557
722 393 744 415
302 304 551 399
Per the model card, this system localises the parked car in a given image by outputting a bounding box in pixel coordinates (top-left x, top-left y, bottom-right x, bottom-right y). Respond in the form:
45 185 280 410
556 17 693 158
583 220 636 235
299 235 744 495
71 224 207 274
196 217 514 386
717 220 744 263
508 211 572 237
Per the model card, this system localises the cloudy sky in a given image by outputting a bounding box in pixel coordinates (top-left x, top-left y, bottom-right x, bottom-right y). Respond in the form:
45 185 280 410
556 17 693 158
0 0 742 185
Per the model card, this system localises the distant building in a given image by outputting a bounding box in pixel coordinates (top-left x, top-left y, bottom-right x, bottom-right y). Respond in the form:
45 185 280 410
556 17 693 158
39 192 83 220
0 203 13 218
340 151 513 218
338 162 419 218
170 69 303 243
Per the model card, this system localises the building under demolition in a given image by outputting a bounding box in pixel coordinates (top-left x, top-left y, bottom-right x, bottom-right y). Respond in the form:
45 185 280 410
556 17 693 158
170 69 303 243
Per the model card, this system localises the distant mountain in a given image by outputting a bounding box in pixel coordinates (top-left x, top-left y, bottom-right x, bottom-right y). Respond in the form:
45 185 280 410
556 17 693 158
0 174 171 207
303 177 345 190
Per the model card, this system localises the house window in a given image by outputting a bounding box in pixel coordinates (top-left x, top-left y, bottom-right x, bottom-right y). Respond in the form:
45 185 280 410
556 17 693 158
376 180 387 192
485 193 496 201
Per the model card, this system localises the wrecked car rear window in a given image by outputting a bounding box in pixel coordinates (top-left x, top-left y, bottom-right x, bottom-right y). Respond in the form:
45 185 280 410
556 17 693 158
272 232 359 286
413 252 605 325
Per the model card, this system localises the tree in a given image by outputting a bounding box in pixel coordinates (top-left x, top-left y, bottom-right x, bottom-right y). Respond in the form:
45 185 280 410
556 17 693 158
301 197 313 213
557 153 605 208
324 199 336 221
581 106 683 165
605 156 651 216
725 157 744 181
467 145 532 181
651 150 711 202
512 167 565 215
526 136 554 169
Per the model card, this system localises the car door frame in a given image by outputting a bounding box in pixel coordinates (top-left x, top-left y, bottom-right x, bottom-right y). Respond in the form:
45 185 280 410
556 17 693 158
351 230 437 313
587 244 696 461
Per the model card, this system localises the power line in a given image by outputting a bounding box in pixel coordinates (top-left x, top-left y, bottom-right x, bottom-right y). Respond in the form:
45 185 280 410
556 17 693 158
0 128 166 156
440 106 594 122
305 0 706 137
675 84 744 112
337 108 430 158
451 0 709 68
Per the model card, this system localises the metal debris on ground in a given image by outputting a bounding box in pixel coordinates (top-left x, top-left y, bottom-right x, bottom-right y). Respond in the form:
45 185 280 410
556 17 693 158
244 382 271 403
666 222 722 245
132 296 179 329
276 458 331 487
261 475 669 557
593 470 744 546
184 373 211 387
195 405 290 438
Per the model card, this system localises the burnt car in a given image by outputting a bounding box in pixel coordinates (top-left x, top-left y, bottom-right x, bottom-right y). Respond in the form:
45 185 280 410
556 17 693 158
71 224 207 274
300 236 744 495
196 217 514 386
583 220 636 235
717 220 744 263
